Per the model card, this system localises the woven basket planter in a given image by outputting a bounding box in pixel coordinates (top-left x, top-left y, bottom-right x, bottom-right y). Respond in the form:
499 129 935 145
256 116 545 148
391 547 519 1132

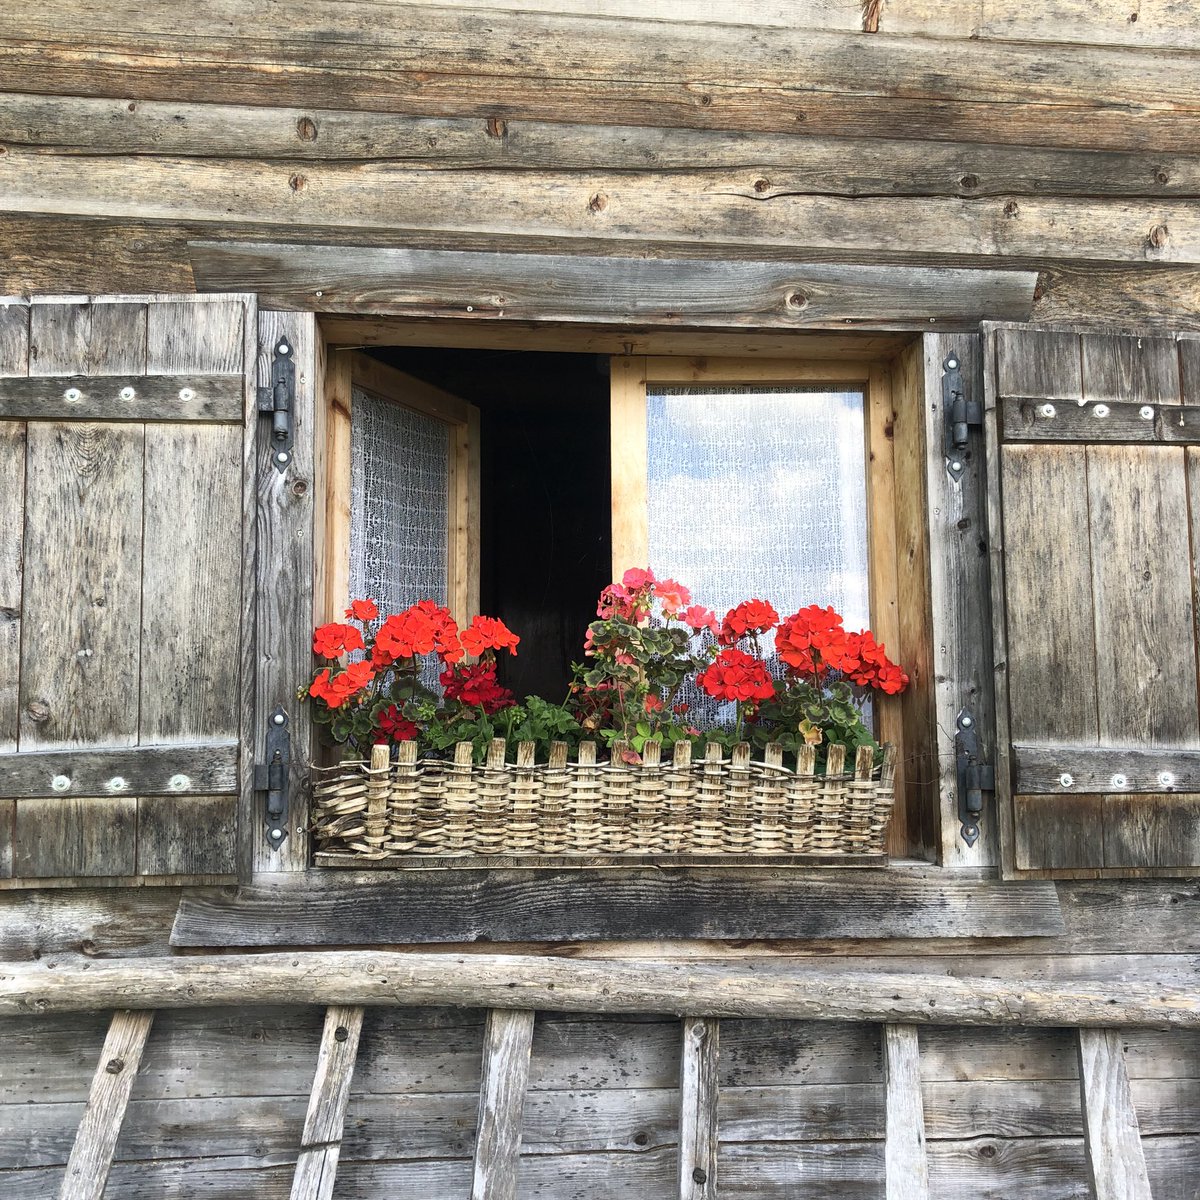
311 737 896 866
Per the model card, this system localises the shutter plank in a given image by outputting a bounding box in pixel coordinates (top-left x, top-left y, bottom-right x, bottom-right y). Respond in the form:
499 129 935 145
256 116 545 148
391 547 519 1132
1087 444 1197 745
471 1009 535 1200
1077 1028 1153 1200
1014 793 1104 872
997 329 1082 400
1103 792 1200 869
678 1016 719 1200
0 303 28 759
14 795 137 877
1182 338 1200 402
1000 444 1098 744
883 1024 930 1200
136 794 236 876
1082 333 1181 405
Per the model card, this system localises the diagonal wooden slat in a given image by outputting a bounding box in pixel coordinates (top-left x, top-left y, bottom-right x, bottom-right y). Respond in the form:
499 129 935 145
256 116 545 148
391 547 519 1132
883 1023 930 1200
289 1004 364 1200
471 1008 536 1200
678 1016 719 1200
59 1009 155 1200
1078 1028 1154 1200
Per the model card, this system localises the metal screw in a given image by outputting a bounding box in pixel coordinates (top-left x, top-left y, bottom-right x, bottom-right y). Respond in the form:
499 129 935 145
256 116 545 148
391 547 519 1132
1159 771 1176 789
64 387 82 403
269 828 283 840
106 776 128 792
466 305 474 312
278 342 290 355
1111 774 1128 788
273 712 285 725
1140 405 1155 420
275 452 289 465
946 357 959 370
119 386 135 401
961 716 973 728
1093 404 1110 418
168 774 191 792
179 387 195 402
950 459 963 471
1039 403 1056 418
51 775 71 793
1059 772 1074 788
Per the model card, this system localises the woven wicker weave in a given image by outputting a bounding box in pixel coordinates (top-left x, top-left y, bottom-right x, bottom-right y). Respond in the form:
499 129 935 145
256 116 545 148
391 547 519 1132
311 738 896 863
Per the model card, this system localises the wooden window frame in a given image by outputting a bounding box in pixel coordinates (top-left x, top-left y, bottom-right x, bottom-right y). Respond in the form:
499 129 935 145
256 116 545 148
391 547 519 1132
320 349 480 629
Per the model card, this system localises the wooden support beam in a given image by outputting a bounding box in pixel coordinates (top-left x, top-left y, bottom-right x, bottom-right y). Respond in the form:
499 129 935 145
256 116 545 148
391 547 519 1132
678 1017 720 1200
189 242 1037 331
289 1004 364 1200
58 1009 154 1200
470 1009 535 1200
7 952 1200 1028
883 1024 930 1200
1077 1028 1154 1200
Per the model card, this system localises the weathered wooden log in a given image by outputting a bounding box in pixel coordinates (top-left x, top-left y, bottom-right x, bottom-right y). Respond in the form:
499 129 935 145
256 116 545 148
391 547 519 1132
470 1010 536 1200
5 953 1200 1028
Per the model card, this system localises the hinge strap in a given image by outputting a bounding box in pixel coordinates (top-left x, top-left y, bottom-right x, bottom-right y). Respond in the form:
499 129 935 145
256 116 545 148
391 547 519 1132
254 706 290 848
256 336 295 472
956 708 994 847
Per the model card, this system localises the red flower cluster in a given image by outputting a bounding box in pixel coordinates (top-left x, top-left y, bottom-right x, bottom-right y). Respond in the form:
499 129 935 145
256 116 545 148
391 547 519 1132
376 703 419 743
776 605 909 694
440 662 516 714
373 600 463 666
308 659 375 708
313 621 364 659
698 647 776 703
345 598 379 622
719 599 779 645
460 615 520 657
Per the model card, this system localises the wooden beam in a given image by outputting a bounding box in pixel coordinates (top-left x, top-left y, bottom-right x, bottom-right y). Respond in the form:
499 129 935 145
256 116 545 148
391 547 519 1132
0 740 238 799
58 1009 154 1200
1077 1028 1153 1200
678 1017 719 1200
3 5 1198 152
470 1009 536 1200
289 1004 364 1200
170 870 1064 946
883 1024 930 1200
190 243 1037 331
7 952 1200 1028
1015 744 1200 793
0 373 242 421
610 355 649 578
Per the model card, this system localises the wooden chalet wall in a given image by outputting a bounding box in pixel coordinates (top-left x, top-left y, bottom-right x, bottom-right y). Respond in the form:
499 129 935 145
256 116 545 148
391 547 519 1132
2 2 1200 1198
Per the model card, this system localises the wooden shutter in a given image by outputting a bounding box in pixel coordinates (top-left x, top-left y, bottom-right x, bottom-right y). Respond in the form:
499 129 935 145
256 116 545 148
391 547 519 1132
0 294 255 883
986 326 1200 877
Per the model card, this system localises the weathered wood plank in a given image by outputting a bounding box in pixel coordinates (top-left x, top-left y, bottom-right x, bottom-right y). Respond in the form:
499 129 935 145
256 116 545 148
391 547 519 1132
678 1016 719 1200
135 795 237 876
997 328 1084 400
1003 397 1200 444
7 152 1200 264
8 952 1200 1028
1014 794 1106 873
0 301 28 771
189 241 1037 330
250 309 316 873
1078 1028 1153 1200
289 1004 364 1200
1016 744 1200 793
1082 333 1182 404
0 374 242 421
883 1024 929 1200
3 6 1199 153
12 797 138 878
471 1009 535 1200
8 93 1200 198
58 1009 154 1200
1103 793 1200 869
879 0 1200 52
170 870 1064 946
0 741 238 799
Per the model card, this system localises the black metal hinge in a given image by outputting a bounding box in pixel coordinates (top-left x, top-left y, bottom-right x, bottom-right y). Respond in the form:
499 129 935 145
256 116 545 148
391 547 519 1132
257 337 295 472
955 708 994 847
254 706 290 848
942 353 982 482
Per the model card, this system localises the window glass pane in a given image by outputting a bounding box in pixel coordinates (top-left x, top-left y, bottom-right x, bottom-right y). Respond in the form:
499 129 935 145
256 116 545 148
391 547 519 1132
646 385 870 632
349 386 450 615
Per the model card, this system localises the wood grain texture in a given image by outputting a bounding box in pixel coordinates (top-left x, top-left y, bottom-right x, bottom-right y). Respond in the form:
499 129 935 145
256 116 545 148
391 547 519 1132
12 797 138 878
320 350 352 625
1014 794 1105 872
58 1009 154 1200
0 303 28 768
997 328 1084 401
190 241 1036 329
1078 1028 1153 1200
8 951 1200 1028
678 1016 719 1200
609 356 649 578
1003 396 1200 444
3 5 1199 153
883 1024 929 1200
1081 333 1181 404
289 1004 364 1200
6 152 1200 263
170 869 1064 946
471 1009 535 1200
1103 793 1200 869
251 309 317 872
0 374 242 421
1015 744 1200 793
135 795 237 876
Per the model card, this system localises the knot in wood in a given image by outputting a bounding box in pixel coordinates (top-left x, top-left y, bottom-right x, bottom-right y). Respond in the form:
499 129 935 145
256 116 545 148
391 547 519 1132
486 117 508 139
1148 223 1170 249
698 93 713 106
785 289 810 312
1003 200 1019 218
692 1167 708 1184
588 193 608 214
753 178 770 193
334 1025 349 1042
289 174 307 193
291 478 309 498
25 699 50 723
105 1057 125 1075
1155 168 1170 185
959 174 979 190
296 116 318 142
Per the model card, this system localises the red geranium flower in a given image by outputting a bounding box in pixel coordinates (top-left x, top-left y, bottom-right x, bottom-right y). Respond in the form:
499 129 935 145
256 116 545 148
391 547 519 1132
440 662 516 713
653 578 691 615
460 615 520 657
313 622 365 659
697 647 776 703
307 659 375 709
719 599 779 645
376 704 419 742
682 604 719 635
344 598 379 622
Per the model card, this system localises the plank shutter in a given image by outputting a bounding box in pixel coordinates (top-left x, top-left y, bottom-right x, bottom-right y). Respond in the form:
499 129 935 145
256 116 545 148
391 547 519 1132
986 325 1200 877
0 294 256 883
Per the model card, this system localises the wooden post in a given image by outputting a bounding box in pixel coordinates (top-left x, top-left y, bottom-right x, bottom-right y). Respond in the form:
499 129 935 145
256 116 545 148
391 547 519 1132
678 1016 719 1200
471 1008 536 1200
883 1023 930 1200
1077 1028 1153 1200
59 1009 155 1200
290 1004 365 1200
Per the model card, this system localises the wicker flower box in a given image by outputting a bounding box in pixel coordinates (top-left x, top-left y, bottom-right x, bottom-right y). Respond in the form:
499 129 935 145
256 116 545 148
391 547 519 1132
311 738 896 866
